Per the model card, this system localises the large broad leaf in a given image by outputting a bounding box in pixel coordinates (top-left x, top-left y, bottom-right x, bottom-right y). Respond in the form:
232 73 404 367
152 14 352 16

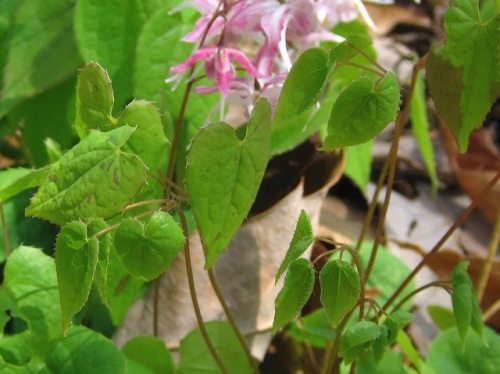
114 211 185 281
55 221 99 334
275 210 314 282
177 321 253 374
426 0 500 152
323 72 400 149
273 48 330 127
2 246 63 359
122 336 174 374
74 0 163 109
0 0 82 118
451 261 484 347
319 260 360 327
344 140 373 191
426 327 500 374
26 125 146 225
273 258 315 333
186 99 271 269
45 326 126 374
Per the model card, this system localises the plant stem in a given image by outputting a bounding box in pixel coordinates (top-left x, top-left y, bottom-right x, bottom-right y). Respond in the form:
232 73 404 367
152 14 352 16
321 308 355 374
363 58 425 285
381 171 500 314
476 211 500 302
176 207 229 374
0 203 11 257
207 269 261 374
483 297 500 322
388 281 452 314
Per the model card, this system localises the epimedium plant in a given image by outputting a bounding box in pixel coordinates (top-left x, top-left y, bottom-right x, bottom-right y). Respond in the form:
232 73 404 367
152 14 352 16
0 0 499 373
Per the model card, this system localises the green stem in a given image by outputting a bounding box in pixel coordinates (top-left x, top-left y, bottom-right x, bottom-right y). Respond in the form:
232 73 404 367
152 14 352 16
476 211 500 302
381 171 500 314
388 281 451 315
176 207 229 374
363 58 425 285
207 269 261 374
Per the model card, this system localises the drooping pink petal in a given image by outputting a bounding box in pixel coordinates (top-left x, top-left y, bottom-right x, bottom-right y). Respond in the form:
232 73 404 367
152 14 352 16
168 45 218 74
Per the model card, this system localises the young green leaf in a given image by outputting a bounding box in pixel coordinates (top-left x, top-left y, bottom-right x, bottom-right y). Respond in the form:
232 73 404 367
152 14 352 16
426 0 500 152
328 34 372 71
26 126 146 225
384 311 414 344
275 210 314 283
428 305 455 331
177 321 253 374
114 211 185 281
323 72 400 149
75 63 116 139
0 167 49 203
410 70 438 191
451 261 484 347
273 258 315 333
122 336 174 374
339 320 381 364
45 325 126 374
273 48 329 127
186 99 271 269
319 260 360 327
372 325 389 363
55 221 99 334
0 0 82 118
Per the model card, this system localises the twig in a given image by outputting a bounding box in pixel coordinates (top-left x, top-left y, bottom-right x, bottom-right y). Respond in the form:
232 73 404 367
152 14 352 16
476 211 500 302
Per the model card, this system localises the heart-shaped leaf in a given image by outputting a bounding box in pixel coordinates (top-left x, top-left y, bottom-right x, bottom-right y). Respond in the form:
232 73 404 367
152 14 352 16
186 99 271 269
26 126 146 225
114 211 185 281
55 221 99 334
339 321 381 364
320 260 360 327
323 72 400 149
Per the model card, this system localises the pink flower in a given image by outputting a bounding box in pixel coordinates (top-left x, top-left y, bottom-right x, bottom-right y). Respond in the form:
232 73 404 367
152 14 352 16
168 45 263 97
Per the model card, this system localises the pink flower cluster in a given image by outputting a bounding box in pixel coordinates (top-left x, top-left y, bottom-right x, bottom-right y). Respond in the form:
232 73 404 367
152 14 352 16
167 0 378 109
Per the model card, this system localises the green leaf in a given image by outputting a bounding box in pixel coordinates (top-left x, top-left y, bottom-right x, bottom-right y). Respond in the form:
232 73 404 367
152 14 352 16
288 309 336 348
114 211 185 281
74 0 163 109
273 258 315 333
323 72 400 149
410 70 438 191
122 336 174 374
384 311 414 344
75 63 116 138
88 219 111 308
339 320 381 364
319 260 360 327
426 0 500 152
344 140 373 191
426 327 500 374
0 167 49 203
356 349 406 374
186 99 271 269
26 125 146 225
2 246 63 359
55 221 99 334
428 305 455 331
451 261 484 347
0 0 82 118
275 210 314 283
46 326 126 374
328 34 373 70
396 330 422 372
177 321 253 374
273 48 330 127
